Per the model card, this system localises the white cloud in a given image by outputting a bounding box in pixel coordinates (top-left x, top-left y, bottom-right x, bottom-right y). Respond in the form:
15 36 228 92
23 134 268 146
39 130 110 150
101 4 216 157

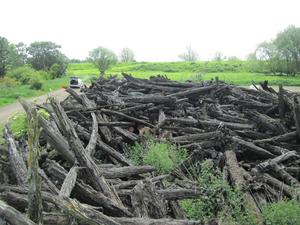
0 0 299 61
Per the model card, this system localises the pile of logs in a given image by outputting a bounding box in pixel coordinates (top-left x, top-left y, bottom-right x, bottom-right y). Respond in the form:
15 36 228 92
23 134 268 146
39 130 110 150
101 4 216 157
1 74 300 225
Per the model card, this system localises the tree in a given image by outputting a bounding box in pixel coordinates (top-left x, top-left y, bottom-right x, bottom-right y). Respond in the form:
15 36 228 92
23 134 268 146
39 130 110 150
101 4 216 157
253 25 300 75
15 42 28 64
89 47 118 75
7 44 24 70
27 41 68 78
274 25 300 75
179 46 198 62
212 52 226 61
255 41 281 74
0 36 10 77
120 48 135 62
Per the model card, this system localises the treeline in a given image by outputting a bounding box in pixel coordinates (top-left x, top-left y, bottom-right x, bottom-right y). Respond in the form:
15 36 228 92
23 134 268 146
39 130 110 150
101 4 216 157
0 37 68 89
177 25 300 76
247 25 300 76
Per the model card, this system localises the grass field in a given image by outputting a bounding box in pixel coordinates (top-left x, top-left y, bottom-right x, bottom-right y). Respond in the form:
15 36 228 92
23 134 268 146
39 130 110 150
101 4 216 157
68 62 300 85
1 61 300 107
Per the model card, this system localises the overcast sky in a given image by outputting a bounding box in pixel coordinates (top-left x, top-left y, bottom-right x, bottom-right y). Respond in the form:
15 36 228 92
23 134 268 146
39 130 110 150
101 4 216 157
1 0 299 61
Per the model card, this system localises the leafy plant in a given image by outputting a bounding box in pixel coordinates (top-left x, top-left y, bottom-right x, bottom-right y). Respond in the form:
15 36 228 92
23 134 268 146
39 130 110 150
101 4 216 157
7 109 49 138
8 112 27 138
0 77 18 87
262 199 300 225
127 138 187 174
180 160 256 225
30 78 43 90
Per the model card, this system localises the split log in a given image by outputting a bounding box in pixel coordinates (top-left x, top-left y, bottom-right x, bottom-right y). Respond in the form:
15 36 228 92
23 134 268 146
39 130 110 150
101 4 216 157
0 199 36 225
27 112 43 224
225 150 263 225
4 126 27 185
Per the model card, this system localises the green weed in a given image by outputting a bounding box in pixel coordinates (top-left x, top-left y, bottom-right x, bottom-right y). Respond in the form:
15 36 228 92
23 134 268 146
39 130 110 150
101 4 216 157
180 160 256 225
262 199 300 225
127 138 187 174
8 112 27 138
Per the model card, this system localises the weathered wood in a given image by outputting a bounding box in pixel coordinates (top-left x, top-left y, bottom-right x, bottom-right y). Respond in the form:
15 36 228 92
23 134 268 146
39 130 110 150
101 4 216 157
4 126 27 185
19 98 75 163
48 96 122 205
0 199 36 225
232 136 275 158
59 166 79 198
44 159 132 217
225 150 263 225
293 96 300 140
27 112 43 224
131 179 167 218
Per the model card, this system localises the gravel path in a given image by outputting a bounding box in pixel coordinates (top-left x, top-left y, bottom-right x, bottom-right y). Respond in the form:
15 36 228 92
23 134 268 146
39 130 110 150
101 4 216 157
0 89 69 125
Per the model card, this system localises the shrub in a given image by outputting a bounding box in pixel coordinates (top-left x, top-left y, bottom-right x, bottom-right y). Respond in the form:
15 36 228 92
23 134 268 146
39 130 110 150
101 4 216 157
7 66 35 84
50 63 67 79
127 138 187 174
7 66 50 86
0 77 18 88
30 78 43 90
8 109 50 138
262 199 300 225
180 160 256 225
8 112 27 138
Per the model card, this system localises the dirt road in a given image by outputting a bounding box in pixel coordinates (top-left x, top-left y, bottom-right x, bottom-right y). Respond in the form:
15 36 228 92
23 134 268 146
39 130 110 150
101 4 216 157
0 89 69 125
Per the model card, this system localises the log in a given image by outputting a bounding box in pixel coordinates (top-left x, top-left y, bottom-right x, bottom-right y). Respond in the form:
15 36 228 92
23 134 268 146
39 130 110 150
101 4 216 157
27 112 43 224
225 150 263 225
0 199 36 225
59 166 79 198
232 136 275 158
4 126 27 185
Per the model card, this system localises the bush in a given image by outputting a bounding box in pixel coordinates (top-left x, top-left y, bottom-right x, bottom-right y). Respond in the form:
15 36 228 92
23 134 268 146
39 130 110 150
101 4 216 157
127 138 187 174
180 160 256 225
8 109 50 138
50 63 67 79
7 66 51 86
262 199 300 225
8 112 27 138
30 78 43 90
0 77 18 88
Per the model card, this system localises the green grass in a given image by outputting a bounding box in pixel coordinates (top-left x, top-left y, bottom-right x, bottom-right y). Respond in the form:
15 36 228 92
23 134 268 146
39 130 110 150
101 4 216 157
203 72 300 86
180 160 257 225
262 199 300 225
68 62 300 85
0 76 68 107
126 137 187 174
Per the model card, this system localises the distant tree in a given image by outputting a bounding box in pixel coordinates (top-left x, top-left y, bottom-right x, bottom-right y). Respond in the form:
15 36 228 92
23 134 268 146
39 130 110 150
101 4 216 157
179 46 198 62
89 47 118 75
255 41 281 74
274 25 300 75
7 44 24 70
212 52 226 61
252 25 300 75
27 41 68 78
15 42 28 64
0 36 10 77
120 48 135 62
69 58 82 63
227 56 240 61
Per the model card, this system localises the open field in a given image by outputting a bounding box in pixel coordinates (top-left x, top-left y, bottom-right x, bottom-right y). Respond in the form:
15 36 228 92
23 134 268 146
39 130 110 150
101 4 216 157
69 62 300 85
